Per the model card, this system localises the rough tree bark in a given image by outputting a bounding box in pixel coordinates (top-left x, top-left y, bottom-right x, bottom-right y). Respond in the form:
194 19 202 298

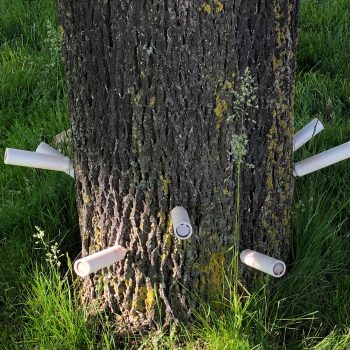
57 0 299 331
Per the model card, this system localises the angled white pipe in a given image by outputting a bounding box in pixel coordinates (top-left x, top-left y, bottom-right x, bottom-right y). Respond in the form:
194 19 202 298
36 142 74 178
74 245 127 277
240 249 286 278
293 118 324 152
36 142 66 158
293 141 350 177
4 148 73 172
170 206 193 240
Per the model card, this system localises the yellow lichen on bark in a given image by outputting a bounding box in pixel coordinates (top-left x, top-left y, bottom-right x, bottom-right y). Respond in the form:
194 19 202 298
82 193 91 205
145 288 155 310
162 224 173 251
223 80 233 91
213 0 224 13
202 1 223 14
195 251 226 296
159 175 172 196
132 286 147 311
201 3 212 13
132 285 155 312
92 226 103 250
149 96 156 108
128 87 143 108
261 0 294 247
214 97 228 129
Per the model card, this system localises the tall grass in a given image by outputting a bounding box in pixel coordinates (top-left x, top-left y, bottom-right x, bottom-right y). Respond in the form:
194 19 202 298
0 0 350 348
22 265 97 350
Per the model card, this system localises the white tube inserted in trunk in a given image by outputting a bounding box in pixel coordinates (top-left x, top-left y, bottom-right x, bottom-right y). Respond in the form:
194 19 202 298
4 148 73 172
36 142 74 178
293 118 324 152
36 142 66 158
74 245 127 277
240 249 286 278
293 141 350 177
170 206 193 240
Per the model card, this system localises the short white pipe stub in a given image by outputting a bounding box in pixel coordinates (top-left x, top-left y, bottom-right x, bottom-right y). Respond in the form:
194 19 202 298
293 118 324 152
4 148 71 172
74 245 127 277
240 249 286 278
36 142 74 178
75 261 90 276
170 206 193 240
36 142 66 158
294 141 350 177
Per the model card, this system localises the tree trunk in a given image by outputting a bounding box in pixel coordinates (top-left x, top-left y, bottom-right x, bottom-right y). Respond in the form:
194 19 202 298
57 0 299 330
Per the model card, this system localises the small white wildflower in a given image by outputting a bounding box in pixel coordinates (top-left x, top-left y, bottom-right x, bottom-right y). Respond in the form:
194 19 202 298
33 226 63 268
229 133 248 160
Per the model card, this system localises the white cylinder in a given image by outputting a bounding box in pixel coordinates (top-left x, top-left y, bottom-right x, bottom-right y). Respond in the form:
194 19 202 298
293 141 350 177
4 148 73 172
240 249 286 278
293 118 324 152
74 245 127 277
170 206 193 240
36 142 66 158
36 142 75 178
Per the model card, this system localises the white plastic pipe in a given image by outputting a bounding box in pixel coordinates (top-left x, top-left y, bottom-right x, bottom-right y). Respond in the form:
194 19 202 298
36 142 66 158
4 148 73 172
240 249 286 278
293 118 324 152
170 206 193 240
293 141 350 177
74 245 127 277
36 142 74 178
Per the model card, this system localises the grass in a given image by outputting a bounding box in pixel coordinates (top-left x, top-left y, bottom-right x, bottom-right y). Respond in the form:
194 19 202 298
0 0 350 348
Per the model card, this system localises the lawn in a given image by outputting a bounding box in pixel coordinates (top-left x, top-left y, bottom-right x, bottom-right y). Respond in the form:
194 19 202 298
0 0 350 348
